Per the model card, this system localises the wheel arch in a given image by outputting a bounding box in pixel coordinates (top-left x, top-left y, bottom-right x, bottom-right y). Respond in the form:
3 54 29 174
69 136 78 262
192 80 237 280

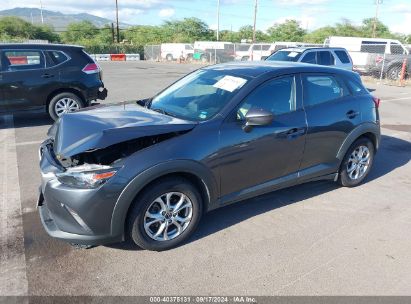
110 160 218 239
46 87 86 111
336 123 381 163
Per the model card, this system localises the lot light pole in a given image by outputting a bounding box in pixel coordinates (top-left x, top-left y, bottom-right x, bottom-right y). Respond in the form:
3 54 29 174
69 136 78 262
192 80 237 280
39 0 44 24
217 0 220 41
115 0 120 43
252 0 258 43
372 0 383 38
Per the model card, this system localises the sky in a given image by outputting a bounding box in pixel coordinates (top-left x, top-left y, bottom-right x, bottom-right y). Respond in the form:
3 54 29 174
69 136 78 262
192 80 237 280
3 0 411 34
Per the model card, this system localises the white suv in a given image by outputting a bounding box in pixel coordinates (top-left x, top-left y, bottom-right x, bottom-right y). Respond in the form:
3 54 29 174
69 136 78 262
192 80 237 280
266 47 353 70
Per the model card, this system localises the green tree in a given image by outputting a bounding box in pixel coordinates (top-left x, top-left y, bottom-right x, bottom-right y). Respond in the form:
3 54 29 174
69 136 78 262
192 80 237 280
304 26 337 43
236 25 268 42
162 18 213 42
267 19 306 42
361 18 392 38
62 21 100 43
0 16 59 42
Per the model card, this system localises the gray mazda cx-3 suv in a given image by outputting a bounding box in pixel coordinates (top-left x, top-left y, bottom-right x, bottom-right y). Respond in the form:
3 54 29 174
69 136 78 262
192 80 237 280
38 62 380 251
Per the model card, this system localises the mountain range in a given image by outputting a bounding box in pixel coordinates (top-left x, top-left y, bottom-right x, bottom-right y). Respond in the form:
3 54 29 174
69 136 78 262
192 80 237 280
0 7 130 30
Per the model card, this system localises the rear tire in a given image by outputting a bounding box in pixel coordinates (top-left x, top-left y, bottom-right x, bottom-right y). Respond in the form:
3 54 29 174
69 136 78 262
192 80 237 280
338 137 374 187
48 92 84 121
127 177 203 251
387 65 402 81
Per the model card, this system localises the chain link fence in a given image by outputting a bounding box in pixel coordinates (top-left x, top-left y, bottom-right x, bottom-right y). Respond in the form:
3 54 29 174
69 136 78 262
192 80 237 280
350 43 409 85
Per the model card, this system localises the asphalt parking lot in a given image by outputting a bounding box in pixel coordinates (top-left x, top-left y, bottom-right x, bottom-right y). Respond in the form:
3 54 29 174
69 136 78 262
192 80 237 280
1 61 411 296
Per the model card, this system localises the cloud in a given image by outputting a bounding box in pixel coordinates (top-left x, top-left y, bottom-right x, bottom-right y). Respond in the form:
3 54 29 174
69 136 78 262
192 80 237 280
389 13 411 34
389 3 411 14
276 0 328 5
158 8 175 18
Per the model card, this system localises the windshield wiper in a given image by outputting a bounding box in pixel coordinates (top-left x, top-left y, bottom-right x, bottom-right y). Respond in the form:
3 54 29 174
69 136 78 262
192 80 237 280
150 107 176 118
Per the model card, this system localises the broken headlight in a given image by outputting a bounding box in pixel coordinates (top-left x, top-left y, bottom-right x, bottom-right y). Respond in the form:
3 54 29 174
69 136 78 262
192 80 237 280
56 164 118 189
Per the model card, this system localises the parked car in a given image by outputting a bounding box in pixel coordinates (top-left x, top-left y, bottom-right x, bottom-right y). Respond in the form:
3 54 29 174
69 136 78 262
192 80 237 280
160 43 194 61
324 36 409 79
0 43 107 120
266 47 353 70
38 62 380 251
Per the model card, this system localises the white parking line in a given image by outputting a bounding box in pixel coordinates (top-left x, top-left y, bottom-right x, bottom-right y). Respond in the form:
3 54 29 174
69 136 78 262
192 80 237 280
0 115 29 296
383 96 411 102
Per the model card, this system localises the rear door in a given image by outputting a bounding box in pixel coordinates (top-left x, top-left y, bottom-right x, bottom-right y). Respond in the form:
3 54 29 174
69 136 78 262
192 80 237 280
299 74 361 178
1 49 51 111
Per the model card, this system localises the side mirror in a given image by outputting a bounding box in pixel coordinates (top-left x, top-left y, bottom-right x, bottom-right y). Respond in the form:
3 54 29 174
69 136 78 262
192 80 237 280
243 108 273 132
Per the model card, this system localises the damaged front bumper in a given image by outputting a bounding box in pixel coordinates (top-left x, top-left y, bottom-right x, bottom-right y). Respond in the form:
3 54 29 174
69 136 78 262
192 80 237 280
37 140 124 246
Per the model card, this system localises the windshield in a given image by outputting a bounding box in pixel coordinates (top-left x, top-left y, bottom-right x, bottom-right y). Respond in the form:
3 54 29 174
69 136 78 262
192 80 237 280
266 50 303 62
149 69 249 121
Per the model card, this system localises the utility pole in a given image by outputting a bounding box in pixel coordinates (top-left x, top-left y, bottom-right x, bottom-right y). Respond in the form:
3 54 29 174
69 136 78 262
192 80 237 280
111 23 115 44
216 0 220 41
252 0 258 43
115 0 120 43
39 0 44 24
372 0 383 38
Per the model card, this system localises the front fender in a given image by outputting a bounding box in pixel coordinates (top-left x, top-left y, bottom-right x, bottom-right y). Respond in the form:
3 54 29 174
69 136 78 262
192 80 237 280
110 160 219 239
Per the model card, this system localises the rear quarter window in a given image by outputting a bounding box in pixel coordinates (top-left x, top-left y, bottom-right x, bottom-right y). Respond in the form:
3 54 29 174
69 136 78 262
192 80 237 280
46 51 69 66
334 50 351 64
303 75 347 107
346 78 367 95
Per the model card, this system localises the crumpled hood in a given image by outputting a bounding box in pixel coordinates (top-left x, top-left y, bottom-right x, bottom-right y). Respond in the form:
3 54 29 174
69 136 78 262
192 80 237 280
48 102 197 157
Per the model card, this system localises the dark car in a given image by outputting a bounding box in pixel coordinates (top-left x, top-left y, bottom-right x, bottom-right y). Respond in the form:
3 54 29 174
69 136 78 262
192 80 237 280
0 43 107 120
38 62 380 251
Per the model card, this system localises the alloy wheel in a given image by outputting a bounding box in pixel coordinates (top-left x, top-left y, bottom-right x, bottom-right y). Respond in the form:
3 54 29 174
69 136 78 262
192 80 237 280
143 192 193 241
54 97 80 117
346 145 371 180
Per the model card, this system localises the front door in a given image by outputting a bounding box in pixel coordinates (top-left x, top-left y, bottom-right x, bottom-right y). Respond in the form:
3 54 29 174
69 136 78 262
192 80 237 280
218 75 307 201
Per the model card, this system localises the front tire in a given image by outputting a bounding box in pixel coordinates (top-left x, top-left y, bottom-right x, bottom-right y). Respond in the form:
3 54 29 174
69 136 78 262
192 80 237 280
48 92 84 120
127 177 203 251
338 137 375 187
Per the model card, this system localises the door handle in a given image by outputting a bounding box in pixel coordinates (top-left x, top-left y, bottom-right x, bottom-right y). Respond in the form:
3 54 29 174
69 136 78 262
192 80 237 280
41 73 55 78
285 127 306 139
346 110 359 119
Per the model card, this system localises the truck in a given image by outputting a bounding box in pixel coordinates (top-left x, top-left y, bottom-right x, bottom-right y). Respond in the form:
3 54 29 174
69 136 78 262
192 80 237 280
324 36 410 80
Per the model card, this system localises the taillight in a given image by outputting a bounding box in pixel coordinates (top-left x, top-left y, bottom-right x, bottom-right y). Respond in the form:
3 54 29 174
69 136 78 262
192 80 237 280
82 63 100 74
373 96 381 108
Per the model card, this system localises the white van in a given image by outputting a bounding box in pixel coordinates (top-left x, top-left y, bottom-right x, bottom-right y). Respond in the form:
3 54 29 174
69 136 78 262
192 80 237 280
324 36 409 73
160 43 194 61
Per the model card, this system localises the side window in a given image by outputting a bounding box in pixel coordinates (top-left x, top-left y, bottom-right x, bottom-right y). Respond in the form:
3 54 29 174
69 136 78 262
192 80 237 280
346 79 367 95
303 75 346 107
334 50 350 64
360 41 386 54
185 45 193 50
238 76 296 118
3 50 45 71
252 45 262 51
317 51 334 66
46 51 69 66
390 43 405 55
261 45 271 51
301 52 316 64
